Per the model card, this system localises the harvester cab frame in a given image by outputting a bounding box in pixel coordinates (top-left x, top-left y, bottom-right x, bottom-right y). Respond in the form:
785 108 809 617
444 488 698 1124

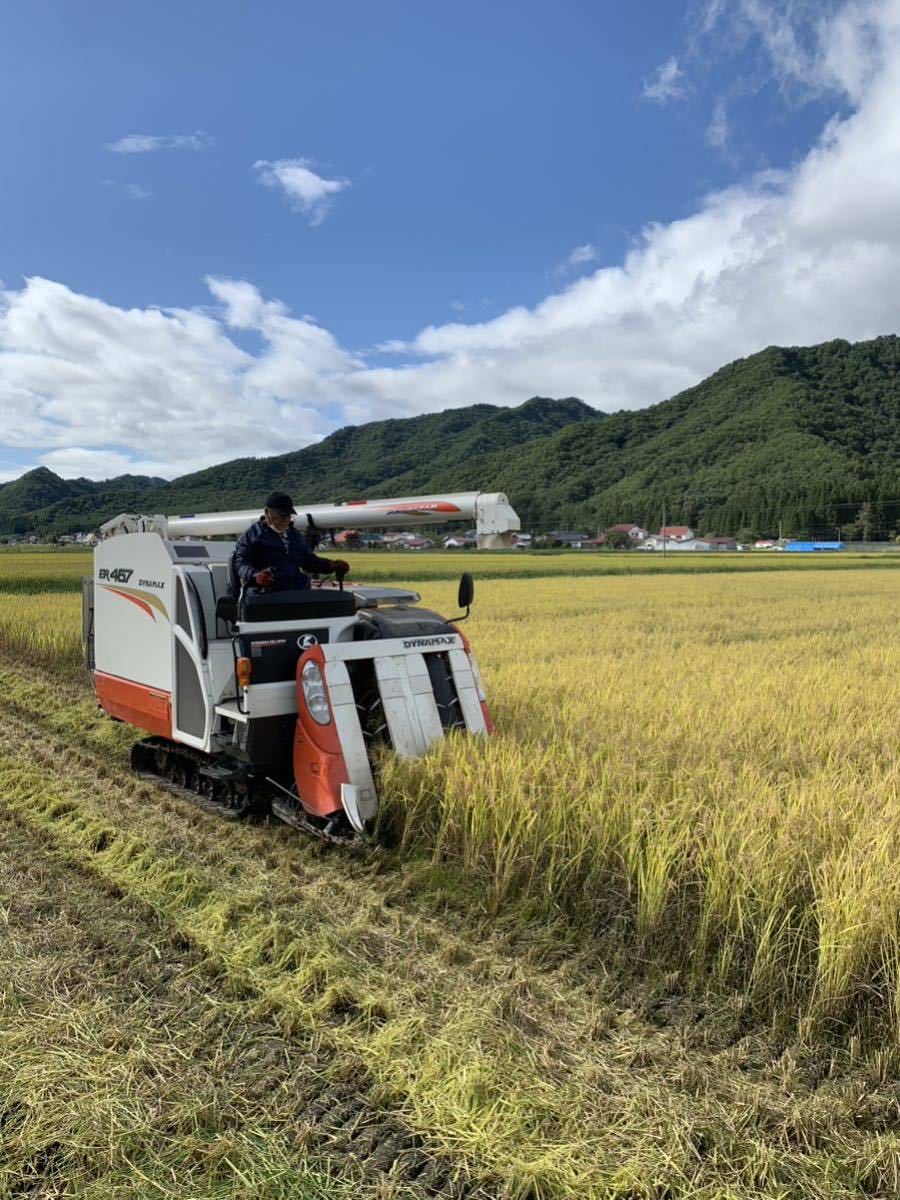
83 492 518 843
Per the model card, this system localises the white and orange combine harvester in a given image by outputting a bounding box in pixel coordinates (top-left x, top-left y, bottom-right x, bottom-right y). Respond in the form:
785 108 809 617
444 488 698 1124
83 492 519 842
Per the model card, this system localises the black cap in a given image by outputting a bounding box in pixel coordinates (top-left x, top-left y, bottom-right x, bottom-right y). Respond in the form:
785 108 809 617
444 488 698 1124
264 491 296 514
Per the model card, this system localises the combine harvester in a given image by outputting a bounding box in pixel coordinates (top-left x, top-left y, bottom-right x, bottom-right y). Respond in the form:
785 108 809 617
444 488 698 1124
83 492 519 843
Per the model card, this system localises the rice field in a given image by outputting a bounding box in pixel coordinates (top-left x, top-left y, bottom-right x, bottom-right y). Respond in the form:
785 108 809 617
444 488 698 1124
4 546 900 594
3 549 900 1197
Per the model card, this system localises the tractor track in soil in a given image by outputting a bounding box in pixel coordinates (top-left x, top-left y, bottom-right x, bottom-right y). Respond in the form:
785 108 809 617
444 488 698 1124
0 694 495 1198
0 813 482 1198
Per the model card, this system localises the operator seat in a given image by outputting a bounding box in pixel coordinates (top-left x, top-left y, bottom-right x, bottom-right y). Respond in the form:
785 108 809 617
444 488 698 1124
215 550 356 626
213 552 242 628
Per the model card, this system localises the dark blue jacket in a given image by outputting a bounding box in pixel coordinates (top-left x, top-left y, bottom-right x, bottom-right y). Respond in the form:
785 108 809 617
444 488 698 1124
233 519 336 590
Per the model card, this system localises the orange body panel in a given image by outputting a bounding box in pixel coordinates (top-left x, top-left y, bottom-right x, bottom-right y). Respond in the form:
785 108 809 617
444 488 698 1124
453 627 497 734
94 670 172 738
293 646 350 818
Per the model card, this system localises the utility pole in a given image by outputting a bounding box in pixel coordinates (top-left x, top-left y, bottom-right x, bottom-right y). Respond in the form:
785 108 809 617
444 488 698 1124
662 502 667 558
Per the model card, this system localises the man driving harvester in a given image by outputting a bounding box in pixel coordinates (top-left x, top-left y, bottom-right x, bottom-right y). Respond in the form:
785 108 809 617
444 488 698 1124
234 491 350 593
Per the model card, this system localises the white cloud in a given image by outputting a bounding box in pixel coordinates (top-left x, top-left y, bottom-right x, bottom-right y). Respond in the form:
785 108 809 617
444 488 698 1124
254 158 350 225
568 244 598 266
98 179 152 201
2 1 900 483
705 97 730 148
692 0 874 99
553 243 599 277
39 448 172 480
105 132 211 153
450 300 466 313
643 57 686 102
686 2 877 162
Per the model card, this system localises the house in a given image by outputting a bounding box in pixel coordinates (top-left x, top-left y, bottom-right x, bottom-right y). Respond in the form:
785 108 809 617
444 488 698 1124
754 539 776 549
404 537 433 551
608 523 648 542
642 536 708 552
700 536 737 551
443 535 476 549
657 525 694 541
514 532 533 549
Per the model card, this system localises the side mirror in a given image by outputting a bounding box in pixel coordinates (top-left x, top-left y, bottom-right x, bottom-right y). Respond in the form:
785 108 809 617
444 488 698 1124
458 571 474 610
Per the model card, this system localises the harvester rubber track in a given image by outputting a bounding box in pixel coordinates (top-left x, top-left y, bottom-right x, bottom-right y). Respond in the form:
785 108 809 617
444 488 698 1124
131 737 264 822
132 737 367 847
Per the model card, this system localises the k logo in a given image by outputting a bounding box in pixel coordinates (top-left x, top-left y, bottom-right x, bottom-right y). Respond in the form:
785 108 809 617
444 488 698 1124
297 634 319 649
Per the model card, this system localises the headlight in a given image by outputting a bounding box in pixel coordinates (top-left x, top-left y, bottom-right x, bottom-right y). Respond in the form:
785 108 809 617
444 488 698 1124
301 660 331 725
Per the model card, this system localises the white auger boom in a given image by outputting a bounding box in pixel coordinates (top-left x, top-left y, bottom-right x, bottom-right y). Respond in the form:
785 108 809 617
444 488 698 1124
85 491 511 842
101 490 520 549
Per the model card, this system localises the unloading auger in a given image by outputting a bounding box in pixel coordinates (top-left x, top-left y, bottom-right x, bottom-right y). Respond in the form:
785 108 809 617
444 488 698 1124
82 491 519 842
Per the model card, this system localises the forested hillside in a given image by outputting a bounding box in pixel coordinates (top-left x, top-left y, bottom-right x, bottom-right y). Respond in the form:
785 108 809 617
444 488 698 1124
466 336 900 534
3 335 900 537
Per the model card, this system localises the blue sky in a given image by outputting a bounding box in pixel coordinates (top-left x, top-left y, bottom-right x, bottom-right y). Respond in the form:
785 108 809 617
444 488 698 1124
1 0 897 481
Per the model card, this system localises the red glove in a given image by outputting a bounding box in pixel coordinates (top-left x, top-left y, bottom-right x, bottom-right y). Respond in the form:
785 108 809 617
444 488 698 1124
254 568 274 588
332 559 350 579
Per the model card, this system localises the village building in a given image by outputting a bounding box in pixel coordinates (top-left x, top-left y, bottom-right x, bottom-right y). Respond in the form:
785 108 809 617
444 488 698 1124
607 523 648 542
657 525 694 541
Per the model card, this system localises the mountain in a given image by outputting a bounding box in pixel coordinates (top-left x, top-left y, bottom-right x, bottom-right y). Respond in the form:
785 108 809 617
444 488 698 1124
490 336 900 535
0 398 594 536
145 395 595 514
0 468 167 537
4 335 900 539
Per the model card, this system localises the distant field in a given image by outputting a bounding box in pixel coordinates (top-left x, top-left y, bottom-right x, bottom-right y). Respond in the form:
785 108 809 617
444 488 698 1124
3 550 900 1197
4 545 900 594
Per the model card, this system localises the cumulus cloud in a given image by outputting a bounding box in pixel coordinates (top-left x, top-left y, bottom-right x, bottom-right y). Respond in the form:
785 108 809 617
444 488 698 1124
0 277 336 478
643 57 686 102
2 0 900 482
254 158 350 225
105 132 212 153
